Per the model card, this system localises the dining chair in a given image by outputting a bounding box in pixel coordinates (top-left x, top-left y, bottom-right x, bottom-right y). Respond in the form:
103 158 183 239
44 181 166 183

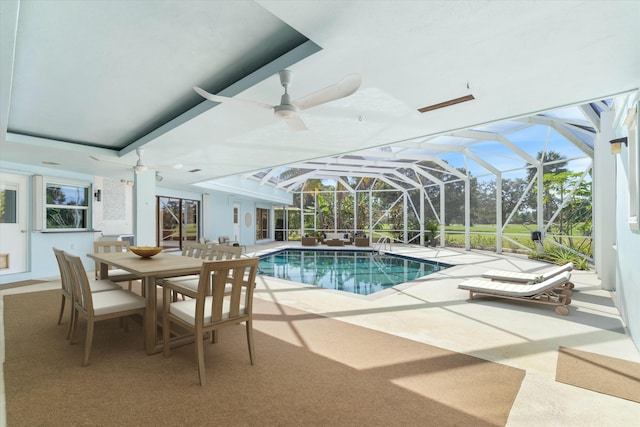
52 247 122 339
161 257 260 386
181 241 209 259
165 243 244 300
63 252 146 366
93 240 140 291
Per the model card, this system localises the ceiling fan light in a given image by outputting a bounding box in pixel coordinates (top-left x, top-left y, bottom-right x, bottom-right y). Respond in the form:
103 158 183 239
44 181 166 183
274 104 298 118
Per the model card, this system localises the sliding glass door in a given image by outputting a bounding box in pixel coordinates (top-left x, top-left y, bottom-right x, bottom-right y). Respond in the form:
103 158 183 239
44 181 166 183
157 196 200 250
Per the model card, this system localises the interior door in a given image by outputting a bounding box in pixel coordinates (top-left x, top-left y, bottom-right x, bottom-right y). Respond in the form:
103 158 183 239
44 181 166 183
0 173 29 275
233 204 240 242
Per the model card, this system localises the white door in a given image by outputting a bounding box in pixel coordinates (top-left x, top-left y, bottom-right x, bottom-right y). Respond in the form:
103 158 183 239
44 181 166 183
0 173 29 275
233 204 240 242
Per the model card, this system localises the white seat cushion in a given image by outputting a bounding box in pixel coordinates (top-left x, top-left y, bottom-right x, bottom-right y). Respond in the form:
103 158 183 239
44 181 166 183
170 297 242 325
91 289 146 316
89 279 123 293
458 272 571 297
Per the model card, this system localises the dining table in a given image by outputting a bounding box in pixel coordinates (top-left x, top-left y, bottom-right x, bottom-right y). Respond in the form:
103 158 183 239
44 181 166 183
87 251 204 355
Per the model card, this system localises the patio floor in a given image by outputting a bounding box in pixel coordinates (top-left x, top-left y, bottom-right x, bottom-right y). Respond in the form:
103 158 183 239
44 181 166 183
1 242 638 426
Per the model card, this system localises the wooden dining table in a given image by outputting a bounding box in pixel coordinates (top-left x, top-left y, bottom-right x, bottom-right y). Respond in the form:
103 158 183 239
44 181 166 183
87 251 204 355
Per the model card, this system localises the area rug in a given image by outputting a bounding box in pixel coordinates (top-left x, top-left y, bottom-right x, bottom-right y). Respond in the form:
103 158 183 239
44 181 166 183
556 346 640 403
3 290 525 426
0 279 47 290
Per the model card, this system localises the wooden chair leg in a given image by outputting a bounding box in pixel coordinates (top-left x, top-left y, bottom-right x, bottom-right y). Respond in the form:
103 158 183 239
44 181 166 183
57 295 66 325
83 320 94 366
69 308 78 343
246 321 255 365
196 330 206 386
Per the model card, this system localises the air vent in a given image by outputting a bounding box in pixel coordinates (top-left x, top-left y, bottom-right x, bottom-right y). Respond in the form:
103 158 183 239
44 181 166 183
418 94 475 113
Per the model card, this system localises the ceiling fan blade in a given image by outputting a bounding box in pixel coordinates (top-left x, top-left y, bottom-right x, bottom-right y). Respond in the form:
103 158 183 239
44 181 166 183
293 74 362 111
283 114 308 131
193 86 274 110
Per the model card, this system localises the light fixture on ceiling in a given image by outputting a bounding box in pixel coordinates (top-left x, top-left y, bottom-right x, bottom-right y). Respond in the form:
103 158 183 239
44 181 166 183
610 137 628 155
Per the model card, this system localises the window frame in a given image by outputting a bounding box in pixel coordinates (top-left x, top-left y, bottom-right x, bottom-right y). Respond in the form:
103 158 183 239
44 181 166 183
33 175 93 232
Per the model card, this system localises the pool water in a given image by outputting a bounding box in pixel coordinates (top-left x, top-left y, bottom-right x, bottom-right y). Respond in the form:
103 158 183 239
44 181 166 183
258 249 448 296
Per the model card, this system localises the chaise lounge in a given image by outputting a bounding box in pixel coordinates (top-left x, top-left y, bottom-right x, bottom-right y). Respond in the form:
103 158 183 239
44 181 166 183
481 262 574 285
458 271 573 315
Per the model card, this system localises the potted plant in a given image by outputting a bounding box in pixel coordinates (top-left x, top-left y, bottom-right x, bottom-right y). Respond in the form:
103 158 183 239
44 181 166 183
425 220 439 247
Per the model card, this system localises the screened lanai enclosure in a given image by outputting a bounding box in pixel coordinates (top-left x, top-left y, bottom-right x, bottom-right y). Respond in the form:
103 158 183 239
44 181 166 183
247 97 618 267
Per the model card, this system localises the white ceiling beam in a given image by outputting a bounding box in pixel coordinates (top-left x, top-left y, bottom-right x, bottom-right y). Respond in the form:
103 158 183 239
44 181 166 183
578 104 601 132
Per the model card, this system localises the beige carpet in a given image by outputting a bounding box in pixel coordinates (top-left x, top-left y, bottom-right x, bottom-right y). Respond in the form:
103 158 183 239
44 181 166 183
4 290 525 426
0 279 47 290
556 346 640 403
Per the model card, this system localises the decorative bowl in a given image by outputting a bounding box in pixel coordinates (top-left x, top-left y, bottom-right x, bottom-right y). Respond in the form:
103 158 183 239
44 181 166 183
129 246 163 258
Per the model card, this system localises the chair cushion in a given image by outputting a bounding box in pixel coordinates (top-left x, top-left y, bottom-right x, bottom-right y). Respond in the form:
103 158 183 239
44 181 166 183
169 297 242 326
89 279 123 293
91 289 146 316
458 272 571 297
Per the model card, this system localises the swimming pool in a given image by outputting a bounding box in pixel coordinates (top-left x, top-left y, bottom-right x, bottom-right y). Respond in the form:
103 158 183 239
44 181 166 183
258 249 449 296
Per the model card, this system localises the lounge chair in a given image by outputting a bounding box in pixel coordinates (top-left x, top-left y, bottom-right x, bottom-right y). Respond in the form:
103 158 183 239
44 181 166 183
458 271 573 315
481 262 574 286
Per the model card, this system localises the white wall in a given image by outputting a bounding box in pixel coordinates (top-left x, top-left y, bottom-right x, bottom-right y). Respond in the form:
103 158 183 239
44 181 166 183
613 100 640 350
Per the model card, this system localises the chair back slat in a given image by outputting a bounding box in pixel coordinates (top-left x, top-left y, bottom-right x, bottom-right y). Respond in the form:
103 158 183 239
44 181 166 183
206 244 243 260
64 252 94 315
53 247 74 296
194 258 259 326
182 241 208 258
93 240 130 276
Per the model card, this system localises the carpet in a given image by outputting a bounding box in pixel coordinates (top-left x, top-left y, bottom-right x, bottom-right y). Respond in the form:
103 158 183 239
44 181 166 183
556 346 640 403
4 290 525 426
0 279 47 290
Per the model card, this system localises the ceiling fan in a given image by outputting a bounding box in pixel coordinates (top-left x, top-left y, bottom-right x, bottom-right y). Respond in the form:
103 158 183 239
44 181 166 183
90 148 182 174
193 70 362 131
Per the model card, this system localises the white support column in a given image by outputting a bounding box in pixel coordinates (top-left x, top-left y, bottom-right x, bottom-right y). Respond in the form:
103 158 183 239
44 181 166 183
403 192 408 243
133 170 156 246
420 187 425 246
496 173 503 253
537 163 544 234
465 177 470 250
369 189 373 239
299 191 304 237
594 110 617 290
439 183 445 247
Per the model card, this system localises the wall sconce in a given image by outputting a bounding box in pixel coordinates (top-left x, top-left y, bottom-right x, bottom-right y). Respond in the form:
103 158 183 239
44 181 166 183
610 137 628 155
94 189 101 202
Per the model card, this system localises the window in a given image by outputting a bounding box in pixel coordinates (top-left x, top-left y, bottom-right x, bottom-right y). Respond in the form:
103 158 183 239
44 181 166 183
256 208 269 240
33 176 92 231
0 186 17 223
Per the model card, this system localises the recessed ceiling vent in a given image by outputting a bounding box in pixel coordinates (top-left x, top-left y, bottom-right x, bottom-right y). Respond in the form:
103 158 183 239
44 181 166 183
418 94 475 113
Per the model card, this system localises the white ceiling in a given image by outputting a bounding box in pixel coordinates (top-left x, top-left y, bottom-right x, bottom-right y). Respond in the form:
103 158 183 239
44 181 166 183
1 0 638 190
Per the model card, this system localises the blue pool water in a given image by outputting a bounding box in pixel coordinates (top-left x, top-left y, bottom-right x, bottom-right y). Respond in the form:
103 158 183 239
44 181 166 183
258 249 449 296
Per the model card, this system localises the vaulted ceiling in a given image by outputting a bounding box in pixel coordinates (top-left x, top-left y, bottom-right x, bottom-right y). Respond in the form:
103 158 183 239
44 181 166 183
1 1 638 191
